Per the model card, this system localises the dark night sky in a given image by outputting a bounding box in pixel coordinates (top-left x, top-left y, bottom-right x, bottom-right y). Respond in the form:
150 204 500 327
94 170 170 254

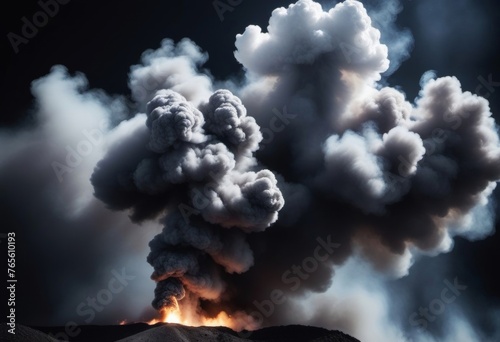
2 0 499 122
1 0 500 340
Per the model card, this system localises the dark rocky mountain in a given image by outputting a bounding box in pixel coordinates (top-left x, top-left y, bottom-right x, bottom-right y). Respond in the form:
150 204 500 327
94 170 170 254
2 323 360 342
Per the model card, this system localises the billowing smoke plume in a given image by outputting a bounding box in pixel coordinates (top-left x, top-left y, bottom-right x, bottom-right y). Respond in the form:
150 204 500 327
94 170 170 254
86 0 500 339
92 88 284 312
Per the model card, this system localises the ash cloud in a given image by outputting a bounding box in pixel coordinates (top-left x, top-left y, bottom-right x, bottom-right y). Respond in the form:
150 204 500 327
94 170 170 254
0 67 158 325
2 0 499 340
91 0 500 338
92 86 284 311
129 38 213 108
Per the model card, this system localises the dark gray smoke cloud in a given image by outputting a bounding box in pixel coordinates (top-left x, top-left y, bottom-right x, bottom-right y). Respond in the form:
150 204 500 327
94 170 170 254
92 87 284 311
89 1 500 339
3 0 496 339
87 1 500 338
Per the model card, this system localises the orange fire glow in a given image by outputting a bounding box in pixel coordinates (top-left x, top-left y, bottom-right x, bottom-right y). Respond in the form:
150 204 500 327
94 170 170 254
146 306 234 327
145 298 256 330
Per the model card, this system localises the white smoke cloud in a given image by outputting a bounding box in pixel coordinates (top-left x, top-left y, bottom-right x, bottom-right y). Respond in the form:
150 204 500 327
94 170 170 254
235 0 389 80
0 66 159 324
129 38 213 108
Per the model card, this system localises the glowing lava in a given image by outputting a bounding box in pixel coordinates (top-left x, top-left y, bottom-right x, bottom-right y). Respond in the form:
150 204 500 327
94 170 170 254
147 307 180 325
145 298 253 329
147 307 235 327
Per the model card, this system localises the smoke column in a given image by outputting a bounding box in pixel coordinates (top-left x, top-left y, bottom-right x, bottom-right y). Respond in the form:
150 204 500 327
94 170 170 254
87 0 500 338
92 86 284 315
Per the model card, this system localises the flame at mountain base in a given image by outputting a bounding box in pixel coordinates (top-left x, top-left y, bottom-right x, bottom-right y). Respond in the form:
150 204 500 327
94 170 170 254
145 297 259 331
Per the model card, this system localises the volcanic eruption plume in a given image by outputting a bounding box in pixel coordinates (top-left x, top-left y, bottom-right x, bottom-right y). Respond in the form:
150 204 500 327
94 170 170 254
92 88 284 324
87 0 500 335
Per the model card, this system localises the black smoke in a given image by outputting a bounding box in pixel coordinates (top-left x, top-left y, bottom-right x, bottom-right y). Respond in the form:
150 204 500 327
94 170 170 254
92 88 284 313
89 1 500 338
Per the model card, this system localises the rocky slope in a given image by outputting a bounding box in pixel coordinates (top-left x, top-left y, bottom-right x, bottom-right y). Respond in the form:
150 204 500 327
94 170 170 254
2 323 361 342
